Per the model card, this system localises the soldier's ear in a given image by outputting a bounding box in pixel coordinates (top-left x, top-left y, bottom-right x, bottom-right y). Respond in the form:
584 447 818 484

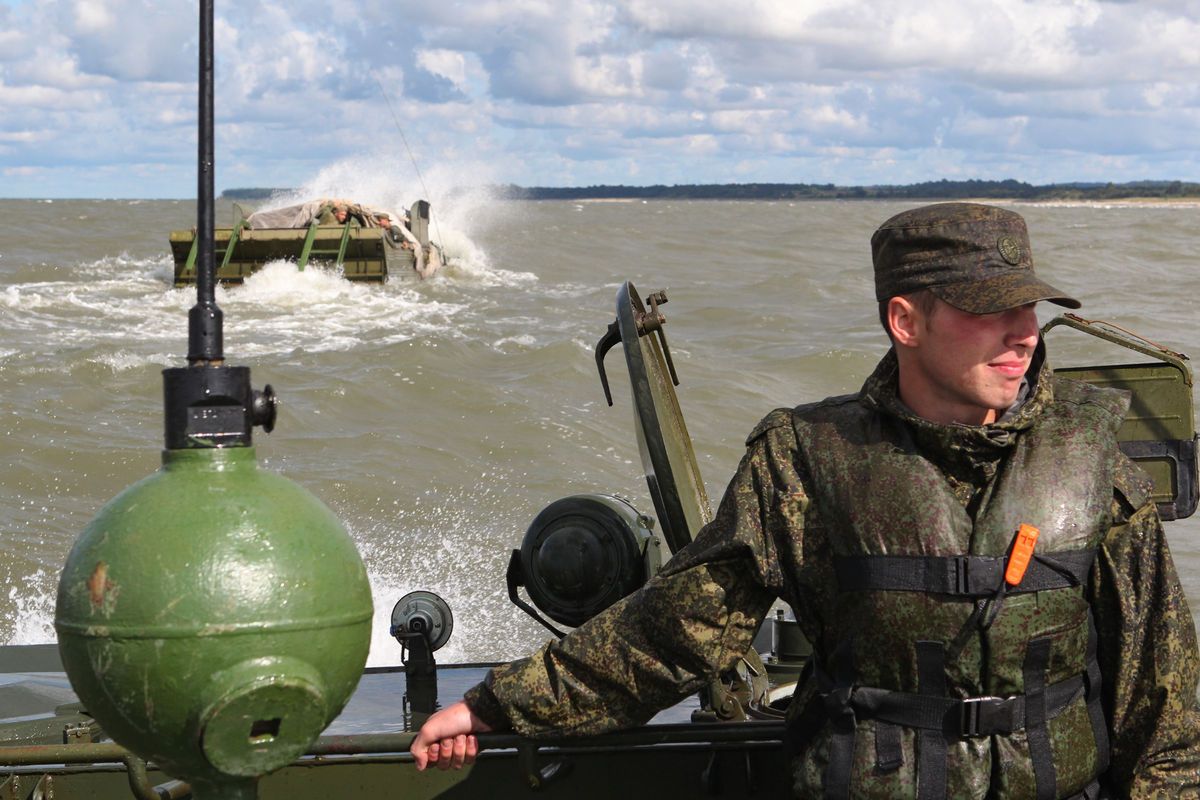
888 296 922 348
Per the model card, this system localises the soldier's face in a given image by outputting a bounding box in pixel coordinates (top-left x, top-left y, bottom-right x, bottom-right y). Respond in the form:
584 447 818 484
895 297 1040 425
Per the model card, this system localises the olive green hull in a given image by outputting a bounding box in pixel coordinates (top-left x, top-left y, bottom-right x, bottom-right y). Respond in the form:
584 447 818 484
0 736 790 800
169 227 429 284
0 655 789 800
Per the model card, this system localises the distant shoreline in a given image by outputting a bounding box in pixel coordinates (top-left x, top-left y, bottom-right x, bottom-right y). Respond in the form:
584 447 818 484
563 196 1200 207
222 179 1200 203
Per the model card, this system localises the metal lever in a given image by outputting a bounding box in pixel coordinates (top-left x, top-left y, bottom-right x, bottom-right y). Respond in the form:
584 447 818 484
594 320 621 406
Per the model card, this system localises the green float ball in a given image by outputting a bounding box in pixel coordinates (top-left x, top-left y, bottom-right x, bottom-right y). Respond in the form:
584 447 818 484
55 447 372 790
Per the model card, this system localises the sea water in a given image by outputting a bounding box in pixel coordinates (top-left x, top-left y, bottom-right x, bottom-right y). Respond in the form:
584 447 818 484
2 195 1197 666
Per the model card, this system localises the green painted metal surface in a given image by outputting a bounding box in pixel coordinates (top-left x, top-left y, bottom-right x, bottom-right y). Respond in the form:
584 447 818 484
297 221 319 270
220 222 248 271
1045 313 1198 519
170 227 419 284
54 447 373 792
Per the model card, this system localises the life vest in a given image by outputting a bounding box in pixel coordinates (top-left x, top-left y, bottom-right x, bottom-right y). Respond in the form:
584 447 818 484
785 375 1128 800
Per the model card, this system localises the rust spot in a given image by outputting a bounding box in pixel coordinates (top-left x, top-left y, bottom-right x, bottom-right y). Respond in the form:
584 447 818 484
88 561 113 611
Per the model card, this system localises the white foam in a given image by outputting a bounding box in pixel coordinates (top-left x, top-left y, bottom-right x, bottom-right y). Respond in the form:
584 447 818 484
6 568 56 645
0 252 476 366
258 157 528 287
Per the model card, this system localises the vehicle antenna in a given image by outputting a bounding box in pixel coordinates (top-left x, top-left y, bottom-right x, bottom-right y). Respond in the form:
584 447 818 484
373 75 446 249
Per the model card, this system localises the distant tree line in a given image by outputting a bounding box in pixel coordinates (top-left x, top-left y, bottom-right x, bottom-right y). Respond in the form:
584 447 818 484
494 179 1200 201
224 180 1200 202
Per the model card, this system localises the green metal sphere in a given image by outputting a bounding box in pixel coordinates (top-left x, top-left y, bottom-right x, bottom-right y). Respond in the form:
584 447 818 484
55 447 372 785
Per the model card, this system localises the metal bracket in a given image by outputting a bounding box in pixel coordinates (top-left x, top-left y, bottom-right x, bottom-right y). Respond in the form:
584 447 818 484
396 632 438 721
594 290 679 407
218 220 247 272
505 550 567 639
638 292 680 388
517 741 572 791
62 721 95 745
298 219 321 270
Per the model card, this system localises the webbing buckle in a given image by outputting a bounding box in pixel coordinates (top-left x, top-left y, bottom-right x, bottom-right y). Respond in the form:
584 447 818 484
958 695 1015 738
951 556 972 595
952 556 1002 596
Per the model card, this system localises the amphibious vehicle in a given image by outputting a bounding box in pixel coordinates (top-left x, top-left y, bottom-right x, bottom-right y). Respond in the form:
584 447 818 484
169 198 443 285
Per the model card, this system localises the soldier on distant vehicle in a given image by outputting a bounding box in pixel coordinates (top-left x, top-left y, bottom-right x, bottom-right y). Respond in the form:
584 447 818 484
316 203 349 225
413 203 1200 798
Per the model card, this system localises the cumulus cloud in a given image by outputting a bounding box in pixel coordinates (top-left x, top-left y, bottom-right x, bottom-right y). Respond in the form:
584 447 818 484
0 0 1197 197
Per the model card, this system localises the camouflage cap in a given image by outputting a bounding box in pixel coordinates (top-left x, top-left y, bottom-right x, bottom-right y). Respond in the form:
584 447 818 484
871 202 1080 314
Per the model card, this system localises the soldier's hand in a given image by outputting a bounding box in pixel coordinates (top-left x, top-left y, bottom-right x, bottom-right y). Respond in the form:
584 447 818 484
411 700 491 771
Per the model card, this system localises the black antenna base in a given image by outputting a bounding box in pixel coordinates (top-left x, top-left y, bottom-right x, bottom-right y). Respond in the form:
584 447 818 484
187 304 224 364
163 366 277 450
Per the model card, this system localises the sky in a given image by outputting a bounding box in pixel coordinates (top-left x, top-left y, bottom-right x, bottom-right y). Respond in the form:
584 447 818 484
1 0 1199 198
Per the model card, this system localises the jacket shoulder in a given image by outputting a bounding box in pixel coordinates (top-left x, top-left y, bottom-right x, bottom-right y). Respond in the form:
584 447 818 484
744 393 861 446
745 408 793 446
1051 375 1132 421
1112 452 1153 517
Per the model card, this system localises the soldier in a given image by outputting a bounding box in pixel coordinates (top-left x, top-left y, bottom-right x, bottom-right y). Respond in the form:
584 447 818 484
316 203 349 225
412 203 1200 797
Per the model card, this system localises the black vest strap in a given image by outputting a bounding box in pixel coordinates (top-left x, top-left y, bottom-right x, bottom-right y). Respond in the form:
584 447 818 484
821 642 857 800
915 641 948 800
874 719 903 773
834 549 1095 596
798 636 1108 796
1024 637 1058 800
848 672 1085 736
1085 610 1111 775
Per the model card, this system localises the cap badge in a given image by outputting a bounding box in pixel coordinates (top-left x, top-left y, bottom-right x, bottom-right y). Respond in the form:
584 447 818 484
997 235 1023 266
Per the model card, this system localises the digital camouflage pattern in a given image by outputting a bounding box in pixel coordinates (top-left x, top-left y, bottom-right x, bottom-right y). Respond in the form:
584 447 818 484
871 203 1080 314
780 345 1125 798
464 348 1200 798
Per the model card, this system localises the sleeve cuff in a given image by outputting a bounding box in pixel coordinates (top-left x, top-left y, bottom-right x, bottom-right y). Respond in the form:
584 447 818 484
463 676 513 732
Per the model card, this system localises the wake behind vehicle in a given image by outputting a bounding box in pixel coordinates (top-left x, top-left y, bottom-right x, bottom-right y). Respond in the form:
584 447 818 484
169 198 443 285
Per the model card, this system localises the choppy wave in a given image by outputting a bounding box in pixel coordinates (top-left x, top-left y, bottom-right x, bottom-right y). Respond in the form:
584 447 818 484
10 198 1197 660
1016 199 1200 209
5 568 55 645
0 250 536 372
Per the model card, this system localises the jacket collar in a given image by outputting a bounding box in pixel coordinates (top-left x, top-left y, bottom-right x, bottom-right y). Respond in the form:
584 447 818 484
859 339 1053 456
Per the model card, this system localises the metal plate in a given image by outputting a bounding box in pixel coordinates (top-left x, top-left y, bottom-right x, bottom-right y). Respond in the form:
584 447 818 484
616 282 711 554
1045 314 1197 520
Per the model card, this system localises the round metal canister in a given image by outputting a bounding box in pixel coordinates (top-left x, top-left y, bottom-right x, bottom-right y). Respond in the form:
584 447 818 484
55 447 373 785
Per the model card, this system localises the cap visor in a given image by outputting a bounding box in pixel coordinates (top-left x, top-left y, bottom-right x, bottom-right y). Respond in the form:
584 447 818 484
931 272 1080 314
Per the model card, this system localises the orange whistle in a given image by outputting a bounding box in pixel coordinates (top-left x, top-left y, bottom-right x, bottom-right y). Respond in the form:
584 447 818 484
1005 524 1040 586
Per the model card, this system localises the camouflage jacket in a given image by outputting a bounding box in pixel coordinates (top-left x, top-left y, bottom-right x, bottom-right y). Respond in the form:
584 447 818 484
465 350 1200 798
